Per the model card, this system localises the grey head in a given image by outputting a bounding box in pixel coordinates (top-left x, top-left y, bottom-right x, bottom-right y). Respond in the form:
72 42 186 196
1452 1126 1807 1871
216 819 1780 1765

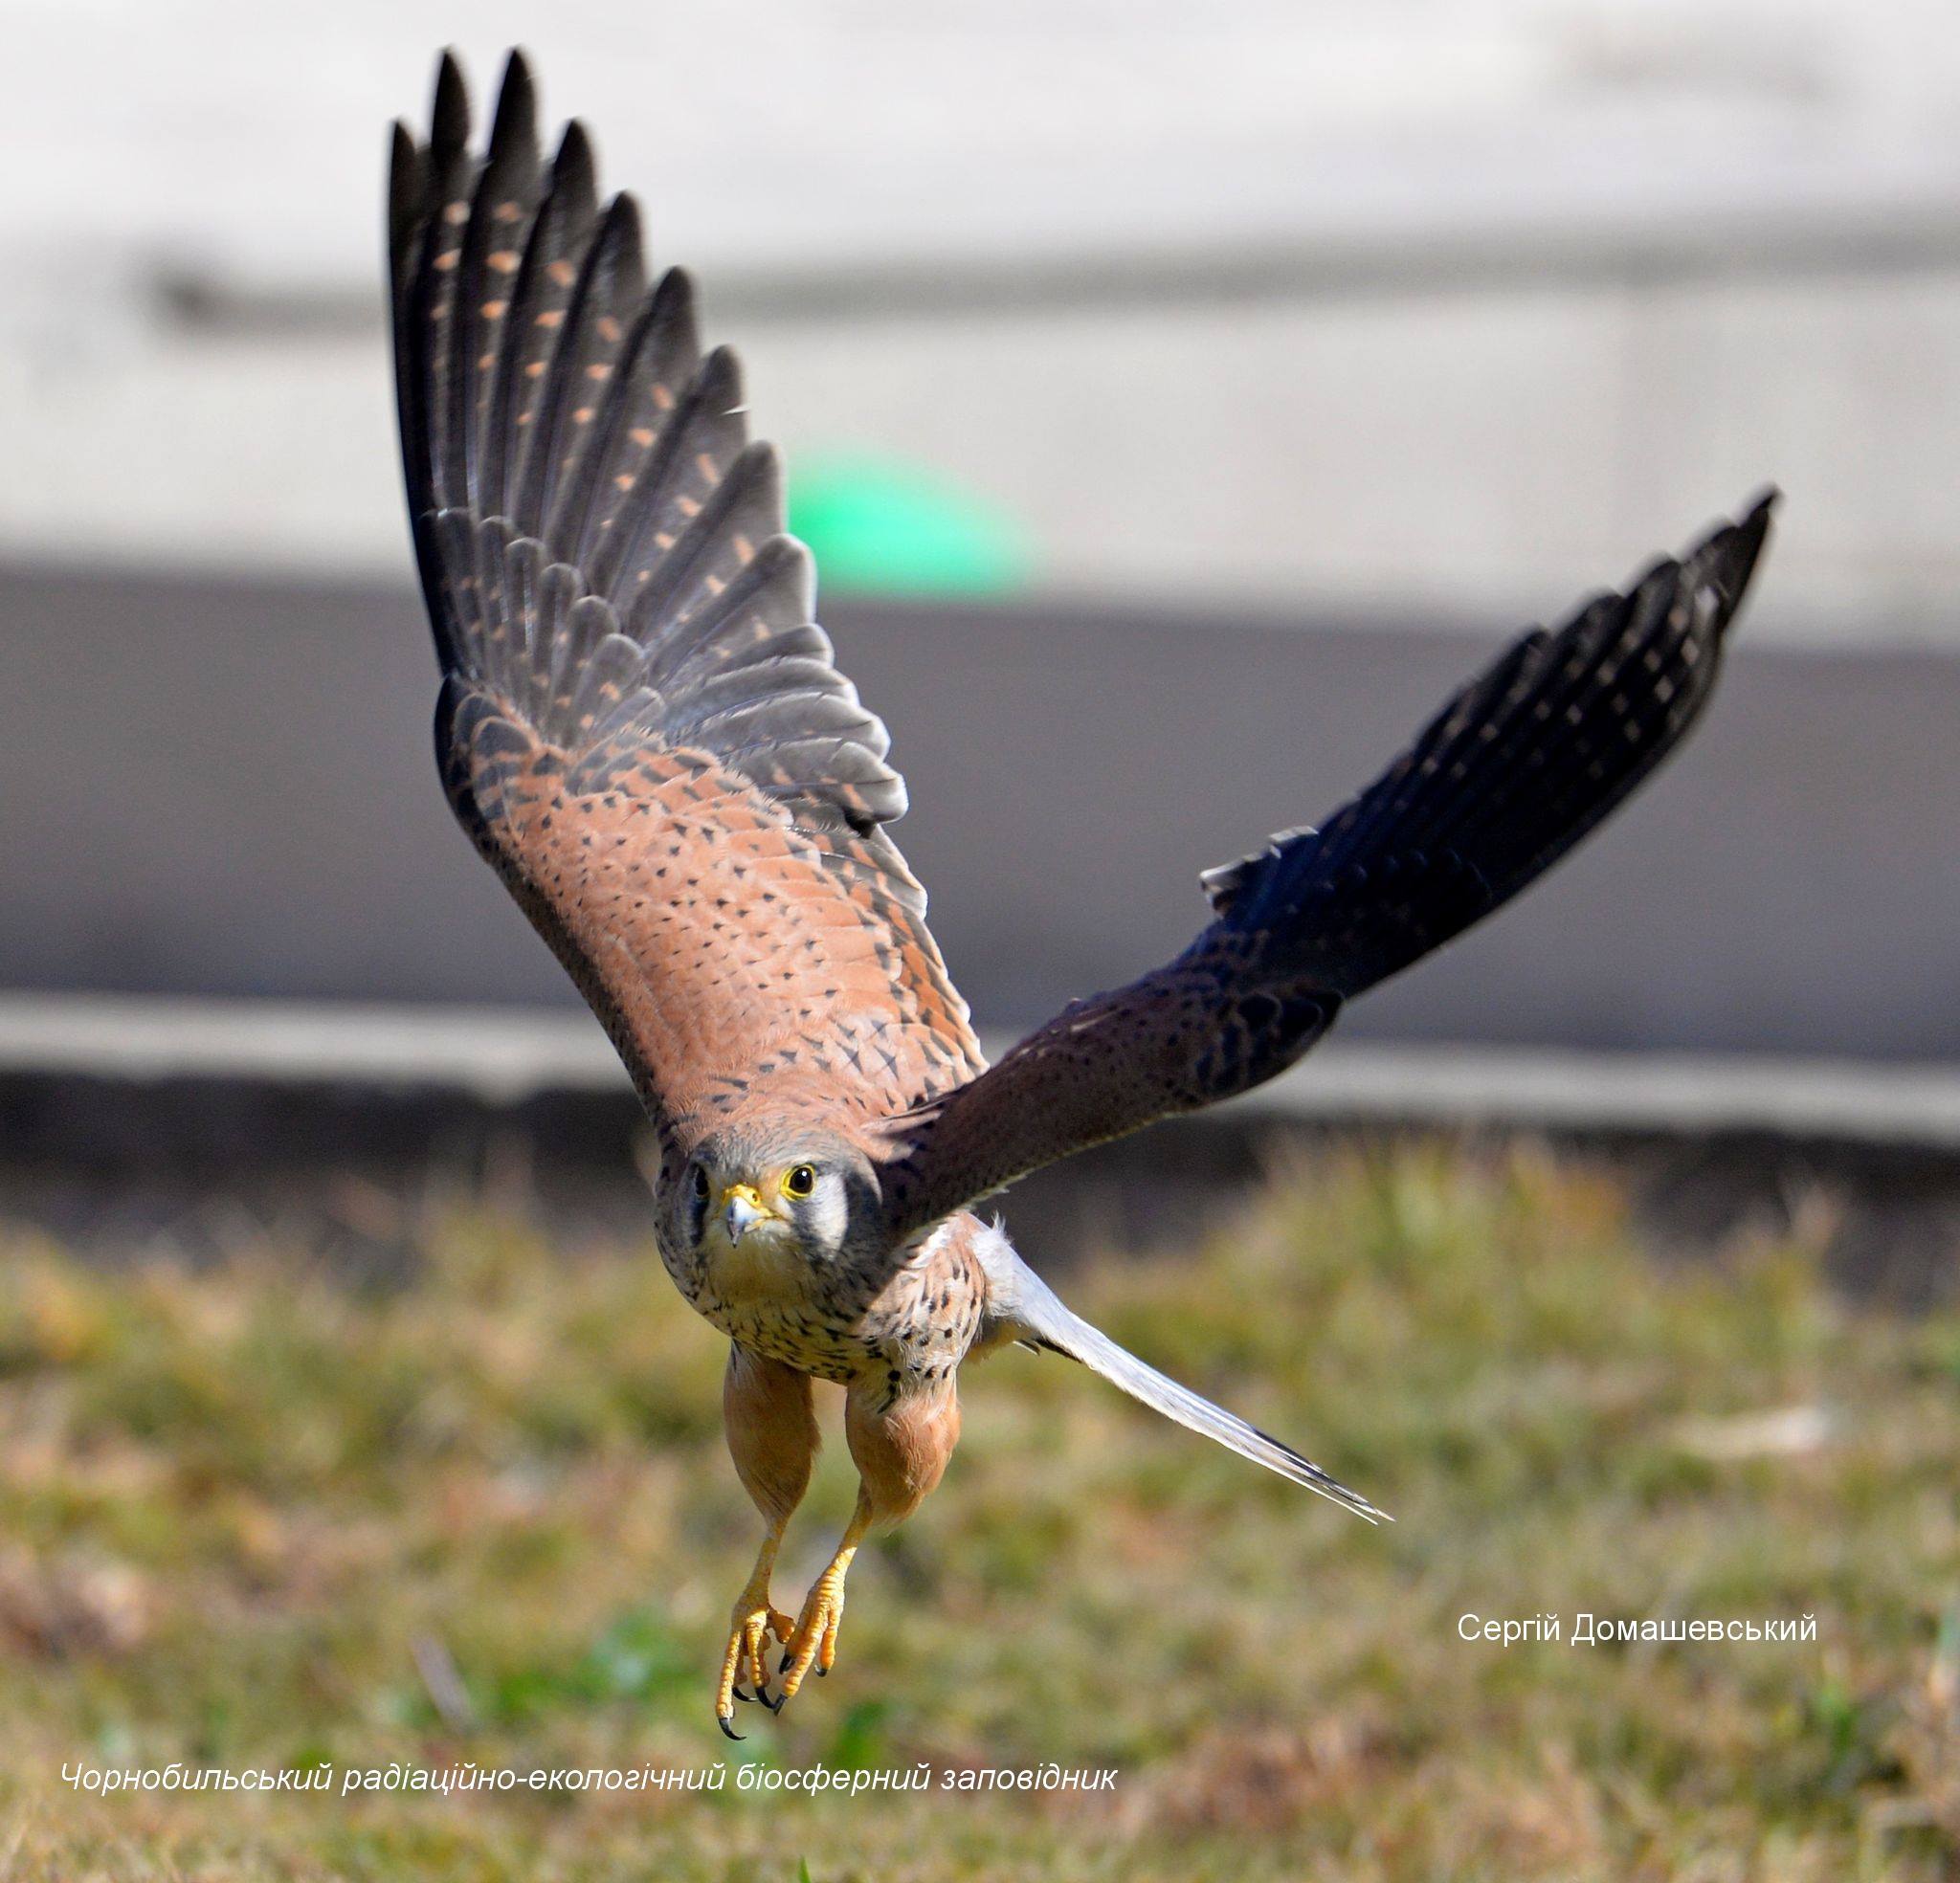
670 1118 888 1274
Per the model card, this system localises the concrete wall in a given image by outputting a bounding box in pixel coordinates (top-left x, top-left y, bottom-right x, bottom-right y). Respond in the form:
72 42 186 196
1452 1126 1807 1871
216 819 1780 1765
0 3 1956 639
2 562 1953 1062
5 268 1959 645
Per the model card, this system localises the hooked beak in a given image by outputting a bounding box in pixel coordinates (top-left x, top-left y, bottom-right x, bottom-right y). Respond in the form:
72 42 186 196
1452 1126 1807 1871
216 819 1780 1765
721 1183 769 1244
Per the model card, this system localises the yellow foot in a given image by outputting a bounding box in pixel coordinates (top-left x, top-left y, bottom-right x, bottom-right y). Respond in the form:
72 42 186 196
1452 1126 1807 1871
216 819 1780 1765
775 1574 848 1706
715 1598 795 1740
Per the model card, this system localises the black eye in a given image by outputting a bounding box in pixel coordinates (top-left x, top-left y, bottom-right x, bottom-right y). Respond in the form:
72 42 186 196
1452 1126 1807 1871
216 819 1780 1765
691 1165 711 1203
783 1163 816 1200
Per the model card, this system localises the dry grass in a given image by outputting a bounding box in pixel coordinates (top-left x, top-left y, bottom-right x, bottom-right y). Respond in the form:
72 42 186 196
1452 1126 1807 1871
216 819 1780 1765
0 1139 1953 1880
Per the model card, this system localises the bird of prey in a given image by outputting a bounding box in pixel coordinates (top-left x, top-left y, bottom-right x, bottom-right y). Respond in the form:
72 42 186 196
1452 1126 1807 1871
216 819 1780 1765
389 50 1773 1737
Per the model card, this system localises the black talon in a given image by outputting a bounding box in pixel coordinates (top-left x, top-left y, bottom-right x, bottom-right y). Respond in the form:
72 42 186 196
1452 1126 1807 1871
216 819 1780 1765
815 1665 828 1677
758 1684 785 1714
731 1684 752 1704
718 1714 744 1742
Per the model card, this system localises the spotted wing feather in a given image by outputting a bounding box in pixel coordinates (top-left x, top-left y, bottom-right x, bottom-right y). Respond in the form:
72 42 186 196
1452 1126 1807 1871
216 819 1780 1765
878 496 1774 1239
390 52 983 1170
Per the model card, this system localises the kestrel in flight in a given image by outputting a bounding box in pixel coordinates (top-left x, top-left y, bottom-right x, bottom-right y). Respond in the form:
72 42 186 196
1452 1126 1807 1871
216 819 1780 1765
389 51 1773 1737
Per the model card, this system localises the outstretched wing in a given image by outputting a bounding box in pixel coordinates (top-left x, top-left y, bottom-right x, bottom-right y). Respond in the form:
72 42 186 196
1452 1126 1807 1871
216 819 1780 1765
877 496 1774 1238
390 52 982 1178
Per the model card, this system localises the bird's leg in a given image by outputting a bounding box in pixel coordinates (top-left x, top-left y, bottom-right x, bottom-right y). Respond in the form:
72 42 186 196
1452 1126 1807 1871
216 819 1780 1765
776 1493 872 1699
716 1518 797 1734
716 1345 817 1739
775 1374 962 1709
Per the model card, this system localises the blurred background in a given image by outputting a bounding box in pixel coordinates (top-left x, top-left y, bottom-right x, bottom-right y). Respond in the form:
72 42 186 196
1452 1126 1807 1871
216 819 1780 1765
1 0 1957 1048
4 0 1959 1252
1 7 1959 1875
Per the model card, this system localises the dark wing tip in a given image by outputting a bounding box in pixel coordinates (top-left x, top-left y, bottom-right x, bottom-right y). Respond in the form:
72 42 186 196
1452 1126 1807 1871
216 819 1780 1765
699 341 745 408
487 48 539 160
740 435 783 492
551 118 598 205
496 48 536 102
654 260 696 305
751 530 817 617
572 191 650 311
1696 486 1778 622
1199 490 1778 963
431 50 470 156
597 189 647 285
386 122 424 271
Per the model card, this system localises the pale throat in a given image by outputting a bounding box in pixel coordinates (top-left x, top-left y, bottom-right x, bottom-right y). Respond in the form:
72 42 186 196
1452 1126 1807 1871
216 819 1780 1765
702 1217 806 1301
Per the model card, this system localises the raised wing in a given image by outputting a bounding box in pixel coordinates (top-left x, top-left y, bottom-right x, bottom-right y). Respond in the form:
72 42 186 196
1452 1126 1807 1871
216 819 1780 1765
877 496 1774 1239
390 52 983 1180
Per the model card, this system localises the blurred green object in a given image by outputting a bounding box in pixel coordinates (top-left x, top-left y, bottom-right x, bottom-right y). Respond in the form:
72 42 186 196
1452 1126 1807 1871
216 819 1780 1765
788 452 1031 596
